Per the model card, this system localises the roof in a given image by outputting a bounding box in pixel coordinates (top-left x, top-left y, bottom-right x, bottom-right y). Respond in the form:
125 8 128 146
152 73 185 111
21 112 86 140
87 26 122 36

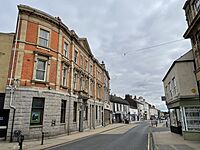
110 95 129 105
162 49 194 81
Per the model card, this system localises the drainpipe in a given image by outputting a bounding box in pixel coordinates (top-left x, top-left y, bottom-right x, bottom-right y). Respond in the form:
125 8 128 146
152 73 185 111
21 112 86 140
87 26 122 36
9 14 20 142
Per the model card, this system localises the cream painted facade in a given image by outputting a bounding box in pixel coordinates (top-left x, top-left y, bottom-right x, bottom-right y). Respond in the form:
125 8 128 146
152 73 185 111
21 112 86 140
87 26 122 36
162 50 200 141
0 33 14 93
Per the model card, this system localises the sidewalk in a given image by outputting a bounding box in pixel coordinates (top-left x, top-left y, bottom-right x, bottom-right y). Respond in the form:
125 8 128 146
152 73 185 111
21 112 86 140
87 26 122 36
0 123 134 150
153 127 200 150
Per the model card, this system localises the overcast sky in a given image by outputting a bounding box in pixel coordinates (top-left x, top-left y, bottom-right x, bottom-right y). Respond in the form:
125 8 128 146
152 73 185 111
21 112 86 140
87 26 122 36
0 0 191 111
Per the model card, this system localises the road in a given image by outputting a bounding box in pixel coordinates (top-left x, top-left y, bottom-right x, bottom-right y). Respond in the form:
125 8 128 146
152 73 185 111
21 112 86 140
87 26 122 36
49 121 151 150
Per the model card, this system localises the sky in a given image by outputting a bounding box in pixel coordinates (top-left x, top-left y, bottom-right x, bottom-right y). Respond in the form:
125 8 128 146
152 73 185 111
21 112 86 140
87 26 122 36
0 0 191 111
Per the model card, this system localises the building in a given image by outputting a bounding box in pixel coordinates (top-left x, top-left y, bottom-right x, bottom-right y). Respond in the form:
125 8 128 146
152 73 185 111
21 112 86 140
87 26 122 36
149 105 158 119
110 95 130 123
162 50 200 141
102 62 112 126
0 33 14 109
2 5 110 140
0 33 15 140
183 0 200 89
124 94 138 121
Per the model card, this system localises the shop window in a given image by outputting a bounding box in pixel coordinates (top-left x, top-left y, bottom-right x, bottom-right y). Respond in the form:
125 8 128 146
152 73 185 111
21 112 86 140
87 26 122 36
30 98 45 125
184 106 200 131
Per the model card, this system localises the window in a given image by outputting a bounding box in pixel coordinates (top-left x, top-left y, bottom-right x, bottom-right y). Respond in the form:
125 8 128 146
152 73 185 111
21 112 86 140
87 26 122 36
60 100 66 123
85 60 88 71
172 78 176 95
84 106 88 120
62 65 68 86
74 49 78 63
96 105 98 120
90 64 93 74
39 29 49 47
73 71 78 89
80 76 84 91
30 97 45 125
194 0 200 13
36 59 47 81
90 80 93 96
64 42 68 57
73 102 77 122
80 55 83 68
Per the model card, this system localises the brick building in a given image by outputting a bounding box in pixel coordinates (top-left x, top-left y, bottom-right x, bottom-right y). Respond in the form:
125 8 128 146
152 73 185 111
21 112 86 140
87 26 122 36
2 5 110 140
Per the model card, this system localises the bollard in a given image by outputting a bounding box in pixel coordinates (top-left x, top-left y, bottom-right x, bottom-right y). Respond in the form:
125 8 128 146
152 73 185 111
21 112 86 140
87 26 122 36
18 135 24 150
41 132 44 145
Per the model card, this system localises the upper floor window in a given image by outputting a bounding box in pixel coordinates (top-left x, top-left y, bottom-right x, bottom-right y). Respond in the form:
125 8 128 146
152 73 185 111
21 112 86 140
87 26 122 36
85 60 88 71
73 71 78 89
80 55 84 68
36 59 47 81
39 29 49 47
62 65 68 86
194 0 200 13
64 42 68 58
74 49 78 63
172 77 177 95
90 63 93 74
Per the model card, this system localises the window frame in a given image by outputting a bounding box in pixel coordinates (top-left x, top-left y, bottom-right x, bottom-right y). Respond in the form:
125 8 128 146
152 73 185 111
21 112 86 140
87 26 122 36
38 28 50 48
30 97 45 126
74 49 78 63
73 102 77 122
62 65 68 87
60 100 67 123
35 58 47 81
64 42 68 58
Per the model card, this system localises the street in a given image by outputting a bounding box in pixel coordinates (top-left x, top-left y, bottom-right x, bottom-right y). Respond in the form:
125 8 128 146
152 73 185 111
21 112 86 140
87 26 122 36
49 122 150 150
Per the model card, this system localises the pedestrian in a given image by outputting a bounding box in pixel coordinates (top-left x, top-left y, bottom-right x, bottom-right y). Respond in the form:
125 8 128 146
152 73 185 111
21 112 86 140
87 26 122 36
155 120 158 127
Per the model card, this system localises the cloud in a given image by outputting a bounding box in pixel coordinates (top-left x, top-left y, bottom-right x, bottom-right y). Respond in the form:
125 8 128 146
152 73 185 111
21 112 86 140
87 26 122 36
0 0 191 111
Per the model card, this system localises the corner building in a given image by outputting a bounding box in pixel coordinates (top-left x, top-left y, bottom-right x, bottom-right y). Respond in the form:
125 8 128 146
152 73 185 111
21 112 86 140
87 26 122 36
4 5 110 139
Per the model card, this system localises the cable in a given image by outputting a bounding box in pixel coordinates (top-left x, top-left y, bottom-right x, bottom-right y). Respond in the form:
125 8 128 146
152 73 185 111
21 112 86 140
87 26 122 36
123 38 187 56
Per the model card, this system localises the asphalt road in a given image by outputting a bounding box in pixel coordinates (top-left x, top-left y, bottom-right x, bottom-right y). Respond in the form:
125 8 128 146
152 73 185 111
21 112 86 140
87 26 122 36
49 122 150 150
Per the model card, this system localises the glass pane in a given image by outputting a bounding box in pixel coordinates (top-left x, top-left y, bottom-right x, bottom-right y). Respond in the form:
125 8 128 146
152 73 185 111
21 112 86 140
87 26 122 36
40 29 49 39
39 38 48 47
32 98 44 108
37 60 46 70
30 110 42 124
36 70 45 80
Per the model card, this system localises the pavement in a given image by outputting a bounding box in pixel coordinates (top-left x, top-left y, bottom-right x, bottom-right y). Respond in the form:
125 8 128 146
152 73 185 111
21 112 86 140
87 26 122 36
152 121 200 150
0 123 140 150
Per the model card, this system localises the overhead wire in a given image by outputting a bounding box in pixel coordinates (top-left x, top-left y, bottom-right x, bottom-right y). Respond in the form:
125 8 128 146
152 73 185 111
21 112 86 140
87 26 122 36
123 38 188 56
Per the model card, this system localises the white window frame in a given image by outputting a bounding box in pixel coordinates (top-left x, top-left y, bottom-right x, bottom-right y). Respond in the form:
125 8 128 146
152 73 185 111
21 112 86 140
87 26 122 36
62 65 68 86
35 58 47 81
64 42 68 58
73 71 78 89
38 28 50 48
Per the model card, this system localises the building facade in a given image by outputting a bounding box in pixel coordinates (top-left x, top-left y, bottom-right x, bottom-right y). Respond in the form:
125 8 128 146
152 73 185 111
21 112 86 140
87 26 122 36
2 5 110 140
110 95 130 123
162 50 200 141
183 0 200 89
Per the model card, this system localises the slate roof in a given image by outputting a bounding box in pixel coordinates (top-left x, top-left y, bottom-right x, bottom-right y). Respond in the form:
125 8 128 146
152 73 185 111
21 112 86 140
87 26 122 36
110 95 129 105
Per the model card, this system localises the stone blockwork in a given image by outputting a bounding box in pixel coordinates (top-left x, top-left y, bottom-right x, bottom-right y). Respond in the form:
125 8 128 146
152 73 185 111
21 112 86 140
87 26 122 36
4 87 103 139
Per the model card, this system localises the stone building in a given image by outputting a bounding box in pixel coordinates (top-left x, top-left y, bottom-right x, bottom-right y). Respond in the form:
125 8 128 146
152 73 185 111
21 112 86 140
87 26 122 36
183 0 200 89
162 50 200 141
2 5 110 140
